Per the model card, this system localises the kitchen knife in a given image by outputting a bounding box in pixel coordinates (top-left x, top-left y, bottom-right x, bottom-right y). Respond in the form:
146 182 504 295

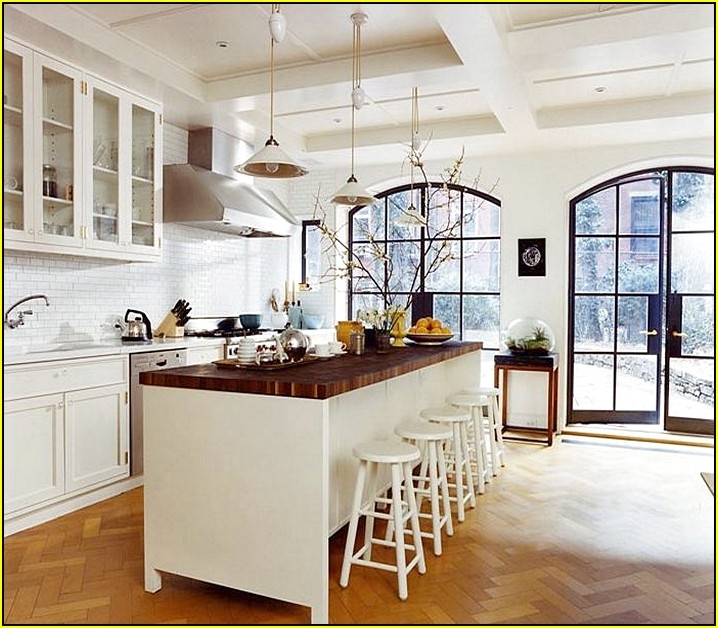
171 299 183 315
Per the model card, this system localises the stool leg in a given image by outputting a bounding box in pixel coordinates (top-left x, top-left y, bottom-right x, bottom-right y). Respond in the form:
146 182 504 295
426 441 442 556
403 460 426 575
491 395 506 467
363 460 378 561
340 459 367 588
471 407 487 494
451 422 466 522
484 402 499 477
391 462 410 600
437 439 454 537
460 423 477 509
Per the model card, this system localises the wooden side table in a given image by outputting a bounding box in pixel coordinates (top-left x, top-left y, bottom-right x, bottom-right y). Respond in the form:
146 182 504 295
493 351 559 446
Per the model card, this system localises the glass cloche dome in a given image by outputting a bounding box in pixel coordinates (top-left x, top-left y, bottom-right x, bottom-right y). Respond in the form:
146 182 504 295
501 318 555 355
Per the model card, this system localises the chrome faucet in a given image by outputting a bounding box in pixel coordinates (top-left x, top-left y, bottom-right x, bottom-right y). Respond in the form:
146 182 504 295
4 294 50 329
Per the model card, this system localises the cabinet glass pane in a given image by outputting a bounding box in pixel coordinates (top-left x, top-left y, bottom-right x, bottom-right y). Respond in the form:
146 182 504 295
91 88 119 243
3 50 25 231
131 104 155 246
41 66 75 237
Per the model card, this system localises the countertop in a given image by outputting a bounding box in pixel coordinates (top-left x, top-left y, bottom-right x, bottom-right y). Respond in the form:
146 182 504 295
2 329 338 366
140 340 483 400
3 336 224 366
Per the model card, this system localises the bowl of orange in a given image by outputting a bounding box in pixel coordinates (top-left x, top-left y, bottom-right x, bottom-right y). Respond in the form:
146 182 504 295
405 317 455 345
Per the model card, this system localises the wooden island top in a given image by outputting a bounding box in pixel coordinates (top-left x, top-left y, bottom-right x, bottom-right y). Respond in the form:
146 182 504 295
140 340 482 400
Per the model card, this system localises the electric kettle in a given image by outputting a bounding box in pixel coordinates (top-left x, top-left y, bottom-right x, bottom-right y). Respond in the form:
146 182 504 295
120 309 153 342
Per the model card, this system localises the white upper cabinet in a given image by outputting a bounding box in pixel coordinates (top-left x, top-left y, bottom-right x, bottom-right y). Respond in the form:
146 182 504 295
3 38 33 240
3 36 162 262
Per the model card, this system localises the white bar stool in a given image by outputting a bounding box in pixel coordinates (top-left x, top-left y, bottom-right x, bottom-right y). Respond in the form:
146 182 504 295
419 406 476 522
392 420 454 556
464 386 506 472
339 440 426 600
455 387 506 475
447 393 490 493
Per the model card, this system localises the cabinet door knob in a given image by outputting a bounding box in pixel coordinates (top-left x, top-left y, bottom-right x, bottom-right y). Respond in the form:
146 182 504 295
639 329 658 336
671 330 687 338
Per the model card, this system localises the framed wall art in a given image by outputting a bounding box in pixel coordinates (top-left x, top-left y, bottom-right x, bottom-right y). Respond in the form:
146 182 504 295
518 238 546 277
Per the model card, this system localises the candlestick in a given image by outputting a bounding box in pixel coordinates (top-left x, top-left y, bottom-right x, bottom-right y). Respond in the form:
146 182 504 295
292 281 296 303
284 280 289 303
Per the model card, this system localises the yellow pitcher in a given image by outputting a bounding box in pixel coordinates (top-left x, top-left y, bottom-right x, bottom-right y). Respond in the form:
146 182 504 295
336 320 363 347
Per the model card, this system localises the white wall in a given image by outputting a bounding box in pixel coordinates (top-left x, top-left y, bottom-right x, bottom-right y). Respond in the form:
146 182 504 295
290 137 714 423
3 124 713 427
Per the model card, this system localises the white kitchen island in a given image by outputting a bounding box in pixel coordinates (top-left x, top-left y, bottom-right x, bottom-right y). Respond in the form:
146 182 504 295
141 342 481 623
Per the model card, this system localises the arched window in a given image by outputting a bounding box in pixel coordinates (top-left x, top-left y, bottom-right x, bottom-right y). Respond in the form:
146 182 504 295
348 181 501 348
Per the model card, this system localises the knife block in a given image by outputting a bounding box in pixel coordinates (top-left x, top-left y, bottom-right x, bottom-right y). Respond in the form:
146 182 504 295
155 312 184 337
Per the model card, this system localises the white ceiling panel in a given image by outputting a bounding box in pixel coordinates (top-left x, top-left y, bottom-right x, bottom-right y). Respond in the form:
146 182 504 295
6 2 713 167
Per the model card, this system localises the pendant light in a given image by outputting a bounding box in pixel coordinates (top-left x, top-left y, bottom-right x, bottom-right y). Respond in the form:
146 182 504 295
331 12 375 207
396 87 427 227
236 4 307 178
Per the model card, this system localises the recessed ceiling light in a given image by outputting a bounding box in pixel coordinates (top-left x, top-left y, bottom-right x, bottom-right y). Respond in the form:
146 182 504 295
595 86 607 93
435 105 445 111
332 118 342 124
216 40 229 49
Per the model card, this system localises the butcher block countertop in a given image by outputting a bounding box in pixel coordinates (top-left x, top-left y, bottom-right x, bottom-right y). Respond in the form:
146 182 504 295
140 340 482 400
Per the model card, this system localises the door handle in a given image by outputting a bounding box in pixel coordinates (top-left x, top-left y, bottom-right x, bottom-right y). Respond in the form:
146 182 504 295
671 330 687 338
640 329 658 336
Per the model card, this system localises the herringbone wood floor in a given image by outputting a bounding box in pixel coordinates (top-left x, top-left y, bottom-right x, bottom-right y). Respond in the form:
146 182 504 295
3 437 714 625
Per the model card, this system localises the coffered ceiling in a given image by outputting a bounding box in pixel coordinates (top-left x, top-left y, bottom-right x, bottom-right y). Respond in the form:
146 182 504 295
6 3 714 168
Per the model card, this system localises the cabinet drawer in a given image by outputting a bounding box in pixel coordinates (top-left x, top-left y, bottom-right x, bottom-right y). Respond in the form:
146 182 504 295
5 355 127 400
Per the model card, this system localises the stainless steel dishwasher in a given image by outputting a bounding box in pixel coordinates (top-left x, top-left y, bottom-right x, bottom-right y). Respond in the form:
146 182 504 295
129 349 187 476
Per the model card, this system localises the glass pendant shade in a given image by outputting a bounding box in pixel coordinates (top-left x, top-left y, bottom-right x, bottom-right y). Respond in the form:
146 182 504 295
237 137 308 178
331 175 375 206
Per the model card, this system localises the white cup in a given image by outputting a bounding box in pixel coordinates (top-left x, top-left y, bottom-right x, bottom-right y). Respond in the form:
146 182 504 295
314 343 331 357
329 341 346 354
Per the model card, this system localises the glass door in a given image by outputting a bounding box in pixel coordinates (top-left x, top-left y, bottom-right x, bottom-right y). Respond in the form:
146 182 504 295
569 173 664 425
664 171 715 434
568 167 715 435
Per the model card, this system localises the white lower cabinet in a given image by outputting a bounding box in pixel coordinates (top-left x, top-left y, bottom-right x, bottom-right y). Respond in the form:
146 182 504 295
65 383 128 493
3 355 129 519
4 393 65 513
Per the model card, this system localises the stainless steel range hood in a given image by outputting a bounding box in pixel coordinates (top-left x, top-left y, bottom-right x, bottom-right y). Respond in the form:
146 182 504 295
163 128 300 237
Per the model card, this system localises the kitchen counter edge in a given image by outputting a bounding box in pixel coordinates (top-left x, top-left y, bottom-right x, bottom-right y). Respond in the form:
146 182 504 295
140 341 483 400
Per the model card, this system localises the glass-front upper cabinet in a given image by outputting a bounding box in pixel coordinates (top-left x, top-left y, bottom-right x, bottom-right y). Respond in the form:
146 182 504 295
130 100 161 251
4 37 162 261
3 39 33 239
85 78 161 254
33 52 83 244
87 78 122 249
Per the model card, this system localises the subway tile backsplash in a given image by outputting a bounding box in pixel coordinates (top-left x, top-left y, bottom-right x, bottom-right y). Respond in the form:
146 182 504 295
2 124 303 350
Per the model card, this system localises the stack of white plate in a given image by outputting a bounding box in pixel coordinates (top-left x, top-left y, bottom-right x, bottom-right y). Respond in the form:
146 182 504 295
236 338 257 365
